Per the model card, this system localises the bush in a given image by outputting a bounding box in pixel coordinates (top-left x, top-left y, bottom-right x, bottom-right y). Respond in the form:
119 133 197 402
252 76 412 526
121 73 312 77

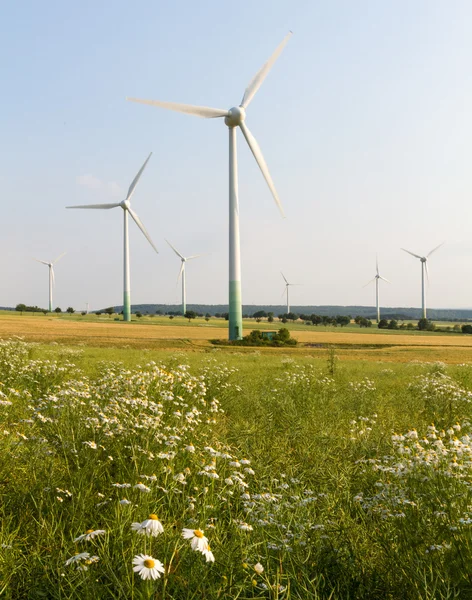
378 319 389 329
462 324 472 334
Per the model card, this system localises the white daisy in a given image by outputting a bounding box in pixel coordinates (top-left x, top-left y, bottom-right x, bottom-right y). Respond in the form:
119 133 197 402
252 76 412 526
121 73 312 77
254 562 264 574
65 552 90 566
119 498 131 505
131 514 164 537
182 528 209 551
134 482 151 493
132 554 165 580
200 545 215 563
73 529 106 542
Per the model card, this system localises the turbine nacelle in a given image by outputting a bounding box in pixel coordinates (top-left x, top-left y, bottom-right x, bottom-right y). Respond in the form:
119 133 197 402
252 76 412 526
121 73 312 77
120 199 131 210
225 106 246 128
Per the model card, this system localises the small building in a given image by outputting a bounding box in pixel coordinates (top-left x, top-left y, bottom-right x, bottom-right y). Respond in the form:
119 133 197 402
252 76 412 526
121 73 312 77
261 331 277 341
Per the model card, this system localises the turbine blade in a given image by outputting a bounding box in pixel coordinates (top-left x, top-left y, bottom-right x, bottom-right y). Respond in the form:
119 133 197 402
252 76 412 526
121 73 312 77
66 203 121 209
165 239 185 260
376 254 379 276
425 261 430 285
51 265 55 287
34 258 49 266
427 242 444 258
126 152 152 202
53 252 67 264
186 254 202 260
128 207 158 254
401 248 422 260
177 262 185 282
281 287 287 299
239 121 284 217
241 31 292 108
363 278 376 288
379 276 391 283
126 97 228 119
281 271 289 284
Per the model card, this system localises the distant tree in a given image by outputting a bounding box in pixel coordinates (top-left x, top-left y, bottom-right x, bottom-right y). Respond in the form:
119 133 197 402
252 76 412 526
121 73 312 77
453 324 461 332
169 315 174 320
95 311 102 316
253 310 267 319
354 316 362 325
185 310 197 322
155 310 162 315
462 324 472 334
311 314 322 326
378 319 388 329
406 322 415 330
281 317 287 324
81 311 86 316
66 307 75 314
267 312 274 323
215 313 222 318
418 318 435 331
388 319 398 330
287 312 299 322
42 310 47 315
358 317 372 328
321 316 331 326
336 315 350 327
54 307 62 313
105 307 114 317
255 318 261 323
205 313 211 318
205 317 210 322
15 303 26 314
136 312 142 318
223 313 229 321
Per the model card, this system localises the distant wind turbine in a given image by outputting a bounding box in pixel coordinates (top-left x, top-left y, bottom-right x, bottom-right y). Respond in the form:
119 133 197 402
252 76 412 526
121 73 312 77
127 32 292 340
165 239 201 316
33 252 66 312
281 272 300 314
364 255 391 323
401 243 444 319
66 153 157 322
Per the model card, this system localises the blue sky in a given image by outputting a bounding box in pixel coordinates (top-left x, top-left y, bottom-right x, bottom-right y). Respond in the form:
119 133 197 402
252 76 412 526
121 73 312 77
1 0 471 310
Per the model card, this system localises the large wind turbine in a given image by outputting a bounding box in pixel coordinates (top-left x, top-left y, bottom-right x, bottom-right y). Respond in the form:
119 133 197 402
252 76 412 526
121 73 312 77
33 252 66 312
281 272 299 314
66 153 157 322
165 239 201 316
127 33 292 340
364 256 390 323
401 243 444 319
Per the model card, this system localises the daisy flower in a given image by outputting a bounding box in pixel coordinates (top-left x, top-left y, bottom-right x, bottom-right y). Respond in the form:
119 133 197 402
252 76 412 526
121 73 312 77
65 552 90 566
200 545 215 563
132 554 165 580
134 482 151 493
254 562 264 574
182 528 209 551
131 514 164 537
74 529 106 542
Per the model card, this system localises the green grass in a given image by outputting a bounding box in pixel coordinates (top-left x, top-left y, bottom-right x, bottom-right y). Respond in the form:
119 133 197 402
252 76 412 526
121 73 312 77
1 340 472 598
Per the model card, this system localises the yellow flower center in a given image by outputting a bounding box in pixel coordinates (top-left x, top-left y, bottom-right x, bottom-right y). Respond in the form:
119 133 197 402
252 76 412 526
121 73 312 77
143 559 155 569
86 529 94 534
194 529 204 538
149 514 159 520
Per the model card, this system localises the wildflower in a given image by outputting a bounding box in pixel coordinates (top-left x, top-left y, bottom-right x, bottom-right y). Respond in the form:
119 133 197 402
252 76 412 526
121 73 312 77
185 445 195 453
65 552 90 566
182 528 209 551
74 529 106 542
132 554 165 580
119 498 131 505
201 545 215 562
134 482 151 493
254 562 264 574
131 515 164 537
82 441 97 449
239 522 253 531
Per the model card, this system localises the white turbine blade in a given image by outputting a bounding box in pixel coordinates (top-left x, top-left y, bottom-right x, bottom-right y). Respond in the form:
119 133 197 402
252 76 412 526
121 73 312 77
53 252 67 264
128 207 158 254
379 276 391 283
165 239 185 260
51 265 55 287
126 152 152 202
241 31 292 109
425 261 430 284
281 287 287 299
177 262 185 282
281 271 289 284
363 278 376 288
239 121 285 217
401 248 422 260
66 203 121 209
186 254 202 261
34 258 49 266
126 97 228 119
376 254 379 276
427 242 444 258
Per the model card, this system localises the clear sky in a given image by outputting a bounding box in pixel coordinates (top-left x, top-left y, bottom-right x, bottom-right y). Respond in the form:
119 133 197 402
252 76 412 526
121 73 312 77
1 0 471 311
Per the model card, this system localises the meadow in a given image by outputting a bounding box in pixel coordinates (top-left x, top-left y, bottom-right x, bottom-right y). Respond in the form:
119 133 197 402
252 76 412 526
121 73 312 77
1 317 472 598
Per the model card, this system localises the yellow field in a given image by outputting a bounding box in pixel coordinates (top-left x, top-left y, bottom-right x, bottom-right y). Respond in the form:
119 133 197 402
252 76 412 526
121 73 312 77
1 313 472 363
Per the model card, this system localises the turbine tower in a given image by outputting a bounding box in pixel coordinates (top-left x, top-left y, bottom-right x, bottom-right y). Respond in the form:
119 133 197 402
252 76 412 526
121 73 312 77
364 255 390 323
67 153 157 322
281 272 299 314
401 243 444 319
127 33 292 340
165 239 201 316
33 252 66 312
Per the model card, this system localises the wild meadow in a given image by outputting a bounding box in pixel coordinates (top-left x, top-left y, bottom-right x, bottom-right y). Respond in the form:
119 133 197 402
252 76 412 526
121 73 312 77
1 338 472 599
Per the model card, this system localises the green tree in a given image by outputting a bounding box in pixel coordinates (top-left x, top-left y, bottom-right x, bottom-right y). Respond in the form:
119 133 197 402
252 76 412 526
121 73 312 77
388 319 398 330
418 318 435 331
105 307 114 317
378 319 389 329
15 304 26 314
185 310 197 322
54 307 62 313
462 324 472 334
267 312 274 323
66 307 75 314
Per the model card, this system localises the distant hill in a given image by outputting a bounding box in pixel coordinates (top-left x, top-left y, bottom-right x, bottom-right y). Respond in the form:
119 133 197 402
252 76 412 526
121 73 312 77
103 304 472 322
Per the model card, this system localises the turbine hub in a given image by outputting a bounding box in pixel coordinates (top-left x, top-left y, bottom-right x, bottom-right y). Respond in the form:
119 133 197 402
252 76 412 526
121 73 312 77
121 200 130 210
421 257 427 262
225 106 246 127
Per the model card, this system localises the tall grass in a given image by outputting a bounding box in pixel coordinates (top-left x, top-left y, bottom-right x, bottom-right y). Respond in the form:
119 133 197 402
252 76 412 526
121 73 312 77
0 340 471 598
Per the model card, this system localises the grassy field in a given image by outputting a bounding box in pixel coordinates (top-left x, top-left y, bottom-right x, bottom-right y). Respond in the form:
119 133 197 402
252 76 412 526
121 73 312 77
1 335 472 599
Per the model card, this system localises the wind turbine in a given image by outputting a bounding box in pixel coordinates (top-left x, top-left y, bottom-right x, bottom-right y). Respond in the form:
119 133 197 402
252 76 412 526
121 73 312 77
281 272 299 314
33 252 66 312
127 33 292 340
66 153 157 322
364 255 390 323
165 239 201 316
401 243 444 319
